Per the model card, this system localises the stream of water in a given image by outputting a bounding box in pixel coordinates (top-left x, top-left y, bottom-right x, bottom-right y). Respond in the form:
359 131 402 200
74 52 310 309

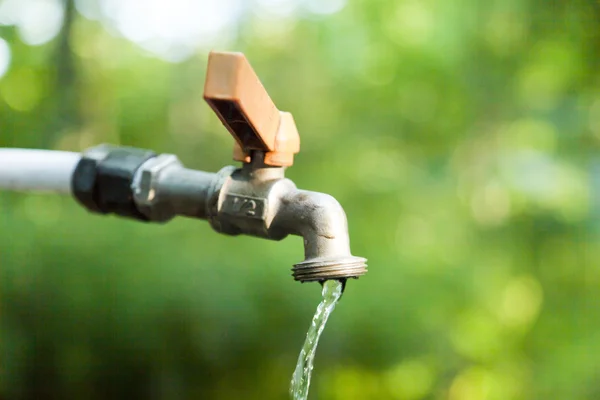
290 279 343 400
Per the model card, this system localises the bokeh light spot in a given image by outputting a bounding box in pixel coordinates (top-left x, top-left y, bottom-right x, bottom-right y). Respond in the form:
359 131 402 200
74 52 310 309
385 1 434 46
101 0 241 62
257 0 300 17
499 275 543 328
484 11 526 55
470 180 511 226
386 359 434 400
0 38 11 79
0 0 21 25
305 0 346 15
1 68 43 111
499 154 589 221
0 0 64 45
498 118 557 153
449 367 493 400
450 309 503 361
74 0 101 20
18 0 65 45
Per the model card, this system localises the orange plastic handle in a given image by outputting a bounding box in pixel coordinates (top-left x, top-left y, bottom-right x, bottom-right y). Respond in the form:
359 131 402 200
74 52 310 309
203 51 300 166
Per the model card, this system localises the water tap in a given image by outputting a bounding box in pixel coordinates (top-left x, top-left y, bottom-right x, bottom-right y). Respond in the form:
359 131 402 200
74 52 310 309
70 52 367 283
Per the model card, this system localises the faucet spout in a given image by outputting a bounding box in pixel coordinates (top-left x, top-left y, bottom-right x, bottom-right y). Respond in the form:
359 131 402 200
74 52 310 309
273 189 367 282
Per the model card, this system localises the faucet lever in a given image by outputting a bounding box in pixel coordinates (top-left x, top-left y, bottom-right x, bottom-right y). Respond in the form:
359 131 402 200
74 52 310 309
203 51 300 167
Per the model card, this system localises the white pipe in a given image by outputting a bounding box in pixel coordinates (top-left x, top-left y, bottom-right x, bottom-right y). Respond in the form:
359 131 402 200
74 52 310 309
0 148 81 194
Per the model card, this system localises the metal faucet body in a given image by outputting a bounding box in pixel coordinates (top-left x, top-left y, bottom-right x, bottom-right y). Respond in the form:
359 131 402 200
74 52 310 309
130 151 367 282
69 51 367 283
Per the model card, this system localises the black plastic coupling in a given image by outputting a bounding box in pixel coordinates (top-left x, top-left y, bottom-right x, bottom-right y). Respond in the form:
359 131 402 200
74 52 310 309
71 144 156 221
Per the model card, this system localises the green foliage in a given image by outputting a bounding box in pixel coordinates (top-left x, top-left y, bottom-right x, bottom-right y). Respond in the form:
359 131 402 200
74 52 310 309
1 0 599 399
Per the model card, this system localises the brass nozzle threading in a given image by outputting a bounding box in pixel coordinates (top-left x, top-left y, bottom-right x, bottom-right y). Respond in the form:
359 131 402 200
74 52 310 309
292 256 367 283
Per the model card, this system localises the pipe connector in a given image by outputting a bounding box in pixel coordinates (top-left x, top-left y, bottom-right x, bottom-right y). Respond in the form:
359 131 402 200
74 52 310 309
133 154 219 222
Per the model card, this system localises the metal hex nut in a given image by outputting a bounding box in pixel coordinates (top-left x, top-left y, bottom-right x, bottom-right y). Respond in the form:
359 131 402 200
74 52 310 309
133 154 182 222
72 144 118 214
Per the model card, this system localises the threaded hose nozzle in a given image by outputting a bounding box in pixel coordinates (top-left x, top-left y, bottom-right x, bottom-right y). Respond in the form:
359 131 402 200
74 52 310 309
292 256 367 283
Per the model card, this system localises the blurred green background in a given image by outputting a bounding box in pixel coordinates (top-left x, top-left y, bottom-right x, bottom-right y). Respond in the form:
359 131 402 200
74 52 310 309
1 0 599 399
